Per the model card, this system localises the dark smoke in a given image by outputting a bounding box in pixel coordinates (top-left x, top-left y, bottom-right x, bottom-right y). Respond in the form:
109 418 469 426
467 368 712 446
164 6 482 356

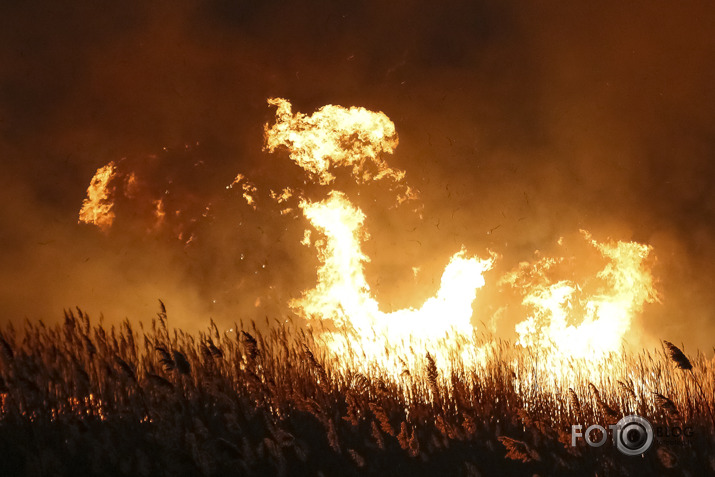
0 1 713 350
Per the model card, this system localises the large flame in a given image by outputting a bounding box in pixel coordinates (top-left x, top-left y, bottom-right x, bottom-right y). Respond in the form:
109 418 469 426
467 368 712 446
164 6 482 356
78 161 117 231
76 98 661 381
264 97 404 186
501 231 658 381
76 148 228 245
294 191 493 343
264 98 658 377
265 98 494 372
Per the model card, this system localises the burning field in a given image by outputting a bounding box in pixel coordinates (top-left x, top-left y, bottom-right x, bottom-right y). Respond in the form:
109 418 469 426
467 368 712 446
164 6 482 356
0 305 713 477
1 1 715 476
1 97 714 476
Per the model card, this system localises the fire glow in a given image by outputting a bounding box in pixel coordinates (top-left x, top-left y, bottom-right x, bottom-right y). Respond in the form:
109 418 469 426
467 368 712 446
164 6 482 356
79 98 658 379
78 161 116 232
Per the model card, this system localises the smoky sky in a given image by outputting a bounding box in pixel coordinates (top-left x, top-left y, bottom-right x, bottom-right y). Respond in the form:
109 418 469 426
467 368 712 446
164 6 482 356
1 1 713 350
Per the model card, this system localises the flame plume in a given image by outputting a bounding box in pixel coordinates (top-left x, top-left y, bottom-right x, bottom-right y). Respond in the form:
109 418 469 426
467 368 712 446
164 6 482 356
264 97 404 186
503 231 658 380
75 98 661 382
263 98 660 378
293 191 493 342
265 98 494 372
78 161 117 231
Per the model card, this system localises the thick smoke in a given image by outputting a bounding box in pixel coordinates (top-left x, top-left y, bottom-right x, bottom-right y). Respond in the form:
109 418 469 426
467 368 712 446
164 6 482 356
0 1 713 349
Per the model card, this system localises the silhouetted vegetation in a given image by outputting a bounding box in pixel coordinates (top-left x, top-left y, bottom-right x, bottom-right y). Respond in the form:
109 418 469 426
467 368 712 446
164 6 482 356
0 306 712 476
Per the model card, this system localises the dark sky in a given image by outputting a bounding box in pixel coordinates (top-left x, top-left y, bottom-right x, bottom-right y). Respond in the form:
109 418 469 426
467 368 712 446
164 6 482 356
1 1 713 350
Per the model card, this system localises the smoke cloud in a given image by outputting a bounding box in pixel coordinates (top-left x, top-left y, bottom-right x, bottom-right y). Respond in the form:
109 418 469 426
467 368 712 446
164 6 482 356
1 1 713 350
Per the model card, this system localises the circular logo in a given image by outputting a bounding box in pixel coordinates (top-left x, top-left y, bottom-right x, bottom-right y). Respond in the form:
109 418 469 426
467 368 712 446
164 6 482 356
615 415 653 456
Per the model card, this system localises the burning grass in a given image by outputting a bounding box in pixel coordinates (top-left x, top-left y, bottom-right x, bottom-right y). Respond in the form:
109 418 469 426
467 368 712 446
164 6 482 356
0 306 713 476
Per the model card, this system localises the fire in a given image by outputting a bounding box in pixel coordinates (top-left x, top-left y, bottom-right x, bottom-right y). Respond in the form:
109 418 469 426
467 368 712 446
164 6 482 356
294 189 494 341
77 148 231 243
504 231 658 378
227 173 258 209
265 99 494 373
242 183 257 209
270 187 294 203
292 191 373 327
226 173 245 189
264 97 404 186
153 198 166 226
264 98 659 378
78 161 117 231
295 190 493 373
75 97 662 382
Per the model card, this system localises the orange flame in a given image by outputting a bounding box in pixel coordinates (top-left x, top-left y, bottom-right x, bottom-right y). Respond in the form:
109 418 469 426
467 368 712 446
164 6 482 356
264 98 661 378
294 191 494 374
502 231 658 380
76 98 662 382
78 161 117 231
264 97 404 185
265 99 494 373
227 173 258 209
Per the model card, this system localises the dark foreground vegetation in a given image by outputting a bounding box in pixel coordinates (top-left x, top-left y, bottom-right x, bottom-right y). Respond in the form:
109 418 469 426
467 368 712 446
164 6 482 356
0 305 713 476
